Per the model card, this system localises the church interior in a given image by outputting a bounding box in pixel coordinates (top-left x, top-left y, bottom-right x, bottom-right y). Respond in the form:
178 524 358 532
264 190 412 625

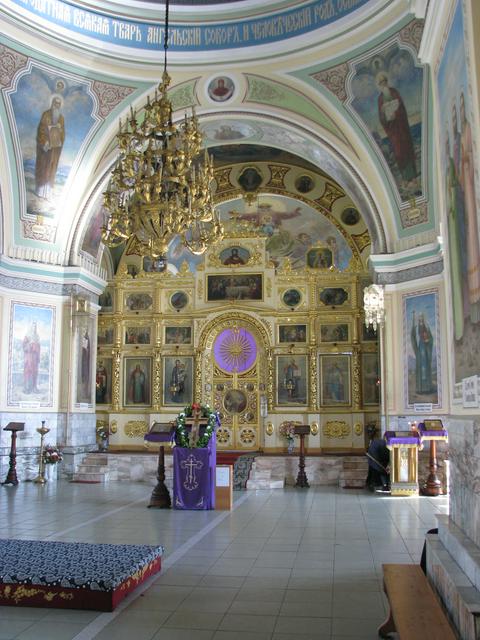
0 0 480 637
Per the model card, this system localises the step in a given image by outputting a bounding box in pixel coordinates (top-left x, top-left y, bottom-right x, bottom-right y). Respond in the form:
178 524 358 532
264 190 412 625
72 472 110 483
339 478 366 488
76 465 109 473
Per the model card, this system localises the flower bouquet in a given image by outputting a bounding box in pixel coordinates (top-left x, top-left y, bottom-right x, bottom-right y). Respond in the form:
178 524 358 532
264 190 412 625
42 445 63 465
96 424 109 451
279 421 296 454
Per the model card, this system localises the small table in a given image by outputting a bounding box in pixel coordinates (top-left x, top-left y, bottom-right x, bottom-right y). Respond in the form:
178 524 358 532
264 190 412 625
417 421 448 496
385 431 421 496
294 425 310 488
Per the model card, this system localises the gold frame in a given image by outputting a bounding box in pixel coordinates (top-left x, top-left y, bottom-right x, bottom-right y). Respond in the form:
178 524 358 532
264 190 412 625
319 322 350 344
206 273 263 302
319 353 351 407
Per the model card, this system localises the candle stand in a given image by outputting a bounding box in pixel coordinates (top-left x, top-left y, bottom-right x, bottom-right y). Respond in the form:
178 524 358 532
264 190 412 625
33 421 50 485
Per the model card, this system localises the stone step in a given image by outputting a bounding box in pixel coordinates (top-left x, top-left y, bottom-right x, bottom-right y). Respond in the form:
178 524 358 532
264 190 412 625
76 465 109 473
339 478 365 489
85 453 109 460
72 472 110 483
343 460 368 470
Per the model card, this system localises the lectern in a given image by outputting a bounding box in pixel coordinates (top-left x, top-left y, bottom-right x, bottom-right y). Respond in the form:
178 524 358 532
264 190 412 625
144 422 174 509
385 430 421 496
2 422 25 486
294 425 310 488
418 420 448 496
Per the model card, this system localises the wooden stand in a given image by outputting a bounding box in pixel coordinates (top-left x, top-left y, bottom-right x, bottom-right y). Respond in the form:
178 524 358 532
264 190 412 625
294 425 310 488
422 440 443 497
148 445 171 509
2 423 25 486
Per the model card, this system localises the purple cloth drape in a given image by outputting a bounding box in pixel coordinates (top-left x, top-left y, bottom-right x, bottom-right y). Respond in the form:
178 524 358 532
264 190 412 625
173 433 216 510
385 430 421 446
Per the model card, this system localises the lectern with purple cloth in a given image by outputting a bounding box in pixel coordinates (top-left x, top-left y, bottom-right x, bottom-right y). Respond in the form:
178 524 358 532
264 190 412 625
417 420 448 496
144 422 174 509
172 404 219 510
385 430 421 496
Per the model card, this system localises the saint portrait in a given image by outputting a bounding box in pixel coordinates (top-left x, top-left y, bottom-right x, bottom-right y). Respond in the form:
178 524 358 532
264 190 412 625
320 355 351 406
163 356 193 406
276 355 308 406
124 357 151 406
223 389 247 414
8 303 56 407
208 76 235 102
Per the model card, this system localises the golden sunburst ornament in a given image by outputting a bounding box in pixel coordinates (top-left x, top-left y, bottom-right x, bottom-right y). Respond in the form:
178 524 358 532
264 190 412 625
213 327 257 373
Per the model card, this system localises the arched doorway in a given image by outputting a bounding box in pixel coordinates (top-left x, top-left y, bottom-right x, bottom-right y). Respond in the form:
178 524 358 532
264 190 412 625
198 313 271 451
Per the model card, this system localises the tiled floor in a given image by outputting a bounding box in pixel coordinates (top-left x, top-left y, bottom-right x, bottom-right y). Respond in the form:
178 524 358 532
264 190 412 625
0 481 448 639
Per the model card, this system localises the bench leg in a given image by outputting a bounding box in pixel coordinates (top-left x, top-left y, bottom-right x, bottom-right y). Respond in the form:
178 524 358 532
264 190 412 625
378 607 396 638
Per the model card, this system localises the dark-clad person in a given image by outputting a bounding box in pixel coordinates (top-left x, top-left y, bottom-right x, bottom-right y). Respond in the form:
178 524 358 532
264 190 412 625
366 437 390 492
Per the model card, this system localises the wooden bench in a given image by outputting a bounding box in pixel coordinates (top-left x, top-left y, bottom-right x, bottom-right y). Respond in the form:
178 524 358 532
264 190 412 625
379 564 457 639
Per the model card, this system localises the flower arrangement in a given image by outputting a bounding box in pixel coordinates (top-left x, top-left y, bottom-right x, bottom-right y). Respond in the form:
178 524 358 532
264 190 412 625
96 425 109 440
279 421 297 454
174 403 219 448
43 445 63 465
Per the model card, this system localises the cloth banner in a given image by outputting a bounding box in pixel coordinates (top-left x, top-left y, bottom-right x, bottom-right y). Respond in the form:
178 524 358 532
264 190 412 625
173 437 216 510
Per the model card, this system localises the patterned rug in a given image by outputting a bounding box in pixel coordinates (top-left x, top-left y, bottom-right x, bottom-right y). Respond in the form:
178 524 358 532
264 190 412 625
232 454 259 490
0 539 163 611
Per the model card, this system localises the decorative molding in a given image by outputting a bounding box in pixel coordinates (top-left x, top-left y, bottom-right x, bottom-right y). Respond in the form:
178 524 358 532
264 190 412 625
0 45 28 88
398 18 425 53
354 422 363 436
265 422 274 436
376 260 444 285
310 422 319 436
124 420 148 438
91 81 135 119
239 427 256 445
216 427 231 444
323 420 350 438
0 274 97 297
310 62 349 102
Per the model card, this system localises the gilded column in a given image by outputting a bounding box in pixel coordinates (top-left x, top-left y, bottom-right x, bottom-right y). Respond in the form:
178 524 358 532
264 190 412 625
152 349 162 410
309 346 317 409
267 348 274 412
111 349 122 411
195 350 202 403
352 346 361 410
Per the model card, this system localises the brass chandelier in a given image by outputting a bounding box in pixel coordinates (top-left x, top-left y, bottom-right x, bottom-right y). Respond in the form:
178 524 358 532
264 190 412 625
102 0 223 259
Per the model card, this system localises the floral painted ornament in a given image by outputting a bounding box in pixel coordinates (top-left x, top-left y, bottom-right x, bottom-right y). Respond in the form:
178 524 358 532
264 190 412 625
173 403 220 448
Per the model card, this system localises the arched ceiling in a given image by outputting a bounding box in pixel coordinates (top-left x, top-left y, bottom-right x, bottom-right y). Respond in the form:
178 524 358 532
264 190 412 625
0 0 438 278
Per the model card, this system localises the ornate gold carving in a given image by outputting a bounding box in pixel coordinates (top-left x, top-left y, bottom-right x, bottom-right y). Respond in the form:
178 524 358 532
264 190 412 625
315 182 345 210
152 350 162 409
194 351 202 403
266 278 272 297
266 165 289 188
112 349 121 410
354 423 363 436
178 261 190 276
110 420 118 434
352 347 361 410
310 422 319 436
267 348 274 411
323 421 350 439
239 427 256 445
216 427 231 444
309 347 318 409
265 422 274 436
124 420 148 438
351 230 371 253
197 279 203 300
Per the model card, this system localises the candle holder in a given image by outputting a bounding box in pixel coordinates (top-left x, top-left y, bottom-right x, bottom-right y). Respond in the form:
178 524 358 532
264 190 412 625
33 421 50 485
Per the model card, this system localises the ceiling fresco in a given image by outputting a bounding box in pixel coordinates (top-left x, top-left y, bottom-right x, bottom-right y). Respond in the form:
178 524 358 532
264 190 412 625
165 194 356 273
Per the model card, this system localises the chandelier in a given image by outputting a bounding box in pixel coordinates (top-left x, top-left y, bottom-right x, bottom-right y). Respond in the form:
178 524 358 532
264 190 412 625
102 0 223 259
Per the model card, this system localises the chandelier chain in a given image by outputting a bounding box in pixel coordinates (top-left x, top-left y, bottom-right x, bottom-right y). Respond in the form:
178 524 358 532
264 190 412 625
102 0 223 259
